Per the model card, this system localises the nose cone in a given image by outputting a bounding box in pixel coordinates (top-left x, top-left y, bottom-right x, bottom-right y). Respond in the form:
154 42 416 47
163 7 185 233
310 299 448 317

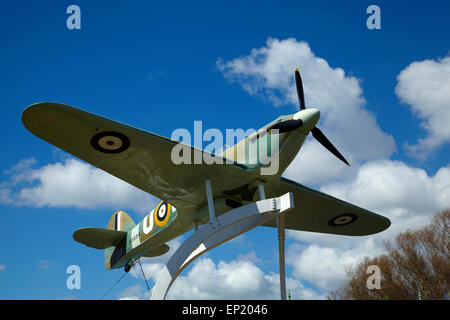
293 108 320 133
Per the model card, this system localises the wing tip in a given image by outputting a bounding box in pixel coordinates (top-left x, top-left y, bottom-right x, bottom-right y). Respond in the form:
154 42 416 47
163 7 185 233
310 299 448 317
22 102 79 138
22 102 58 130
358 215 391 236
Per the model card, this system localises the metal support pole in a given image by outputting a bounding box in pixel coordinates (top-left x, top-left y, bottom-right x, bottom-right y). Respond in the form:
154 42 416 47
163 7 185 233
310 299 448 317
205 179 218 228
258 184 266 200
277 214 287 300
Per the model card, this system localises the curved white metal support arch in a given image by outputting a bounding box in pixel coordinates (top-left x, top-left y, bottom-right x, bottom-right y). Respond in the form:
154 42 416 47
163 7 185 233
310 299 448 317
151 192 294 300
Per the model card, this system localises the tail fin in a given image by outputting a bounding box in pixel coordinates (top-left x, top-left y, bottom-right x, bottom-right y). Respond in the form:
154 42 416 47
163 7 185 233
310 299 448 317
104 210 135 269
106 210 135 232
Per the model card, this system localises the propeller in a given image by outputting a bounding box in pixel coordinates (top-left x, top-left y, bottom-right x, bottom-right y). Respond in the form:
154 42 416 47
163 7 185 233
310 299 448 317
294 68 350 167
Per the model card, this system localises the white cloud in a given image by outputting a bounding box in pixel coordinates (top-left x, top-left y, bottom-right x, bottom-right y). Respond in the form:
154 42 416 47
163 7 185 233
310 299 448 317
287 237 383 291
0 264 5 272
218 37 396 172
282 138 359 186
0 158 159 215
167 257 298 300
320 160 450 234
218 37 397 188
285 159 450 291
395 55 450 157
128 237 183 283
118 284 149 300
124 253 322 300
124 236 321 300
37 260 58 270
216 41 450 294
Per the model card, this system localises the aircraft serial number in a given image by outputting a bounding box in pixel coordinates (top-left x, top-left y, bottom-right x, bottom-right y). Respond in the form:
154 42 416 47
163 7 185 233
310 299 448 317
226 304 268 315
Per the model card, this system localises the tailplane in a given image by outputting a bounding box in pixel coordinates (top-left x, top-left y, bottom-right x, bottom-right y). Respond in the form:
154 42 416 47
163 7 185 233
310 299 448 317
73 210 136 270
73 227 126 249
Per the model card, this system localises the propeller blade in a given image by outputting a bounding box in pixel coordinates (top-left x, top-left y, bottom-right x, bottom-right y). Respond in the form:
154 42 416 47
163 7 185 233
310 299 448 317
295 68 306 110
311 127 350 166
268 119 303 133
293 68 350 167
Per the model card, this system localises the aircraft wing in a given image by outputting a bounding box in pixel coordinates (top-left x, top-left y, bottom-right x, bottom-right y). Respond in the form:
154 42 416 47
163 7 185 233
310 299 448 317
22 102 256 213
263 177 390 236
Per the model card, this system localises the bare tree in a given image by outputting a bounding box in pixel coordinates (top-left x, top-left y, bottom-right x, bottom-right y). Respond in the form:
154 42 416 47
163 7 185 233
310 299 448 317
329 209 449 300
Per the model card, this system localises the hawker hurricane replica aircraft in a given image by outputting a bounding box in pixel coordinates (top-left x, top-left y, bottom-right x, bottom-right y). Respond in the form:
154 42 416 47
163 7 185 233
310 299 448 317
22 69 390 299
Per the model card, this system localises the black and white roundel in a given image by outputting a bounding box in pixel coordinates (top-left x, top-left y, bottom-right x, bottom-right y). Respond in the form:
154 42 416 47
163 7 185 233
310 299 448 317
328 214 358 226
154 201 170 227
91 131 130 153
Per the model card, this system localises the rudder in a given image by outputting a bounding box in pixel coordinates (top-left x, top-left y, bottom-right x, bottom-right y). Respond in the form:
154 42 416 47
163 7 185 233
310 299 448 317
104 210 136 269
106 210 135 232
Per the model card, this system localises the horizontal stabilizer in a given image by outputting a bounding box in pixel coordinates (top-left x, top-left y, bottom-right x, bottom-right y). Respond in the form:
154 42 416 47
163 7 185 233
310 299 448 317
73 228 127 249
142 244 170 257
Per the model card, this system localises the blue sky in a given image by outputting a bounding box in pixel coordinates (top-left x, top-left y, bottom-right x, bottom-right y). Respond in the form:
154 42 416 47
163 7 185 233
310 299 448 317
0 0 449 299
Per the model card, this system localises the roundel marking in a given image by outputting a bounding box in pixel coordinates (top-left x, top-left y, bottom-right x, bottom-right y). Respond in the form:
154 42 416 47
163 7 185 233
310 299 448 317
328 213 358 226
90 131 130 154
154 201 171 227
